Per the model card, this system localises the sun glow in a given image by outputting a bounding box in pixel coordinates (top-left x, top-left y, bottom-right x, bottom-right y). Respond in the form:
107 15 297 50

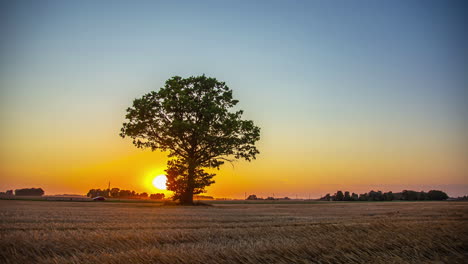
152 175 167 190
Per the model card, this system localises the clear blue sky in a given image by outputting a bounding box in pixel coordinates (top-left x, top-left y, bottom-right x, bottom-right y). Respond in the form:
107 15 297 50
1 0 467 197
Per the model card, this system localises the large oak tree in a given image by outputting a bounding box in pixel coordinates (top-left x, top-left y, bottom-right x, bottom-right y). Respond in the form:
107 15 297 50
120 75 260 204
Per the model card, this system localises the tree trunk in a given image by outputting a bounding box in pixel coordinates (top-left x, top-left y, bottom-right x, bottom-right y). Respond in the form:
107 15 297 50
180 191 193 205
179 160 195 205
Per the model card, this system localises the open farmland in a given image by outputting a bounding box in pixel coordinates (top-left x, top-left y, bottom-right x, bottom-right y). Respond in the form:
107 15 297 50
0 200 467 263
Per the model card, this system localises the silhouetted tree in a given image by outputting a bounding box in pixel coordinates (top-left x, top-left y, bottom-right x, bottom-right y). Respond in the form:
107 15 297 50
119 190 132 198
15 188 44 196
246 194 258 200
383 191 394 201
368 190 384 201
87 189 107 198
320 189 448 202
88 188 149 199
344 191 351 201
401 190 419 201
418 191 428 201
110 188 120 198
150 193 165 200
87 189 95 197
427 190 448 200
322 193 331 201
359 193 368 201
335 191 344 201
120 75 260 205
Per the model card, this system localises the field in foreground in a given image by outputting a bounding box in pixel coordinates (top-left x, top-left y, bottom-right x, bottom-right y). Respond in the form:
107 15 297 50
0 200 467 263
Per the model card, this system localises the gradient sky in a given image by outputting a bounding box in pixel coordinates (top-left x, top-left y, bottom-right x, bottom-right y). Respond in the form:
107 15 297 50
1 0 467 198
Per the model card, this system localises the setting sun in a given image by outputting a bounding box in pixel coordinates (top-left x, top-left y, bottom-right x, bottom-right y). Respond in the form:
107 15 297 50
152 175 167 190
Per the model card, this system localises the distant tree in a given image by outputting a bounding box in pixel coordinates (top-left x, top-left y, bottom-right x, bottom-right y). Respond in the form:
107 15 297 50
88 187 156 199
87 189 95 198
120 75 261 205
418 191 428 201
150 193 165 200
392 192 403 200
383 191 394 201
359 193 368 201
313 189 449 202
15 188 44 196
319 193 331 201
87 189 101 198
119 190 133 198
377 191 384 201
110 188 120 198
401 190 419 201
335 191 344 201
427 190 448 200
6 190 13 195
266 197 275 200
344 191 351 201
367 190 383 201
246 194 258 200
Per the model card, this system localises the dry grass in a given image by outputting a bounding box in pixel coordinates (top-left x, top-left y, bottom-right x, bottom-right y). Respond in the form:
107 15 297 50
0 200 467 263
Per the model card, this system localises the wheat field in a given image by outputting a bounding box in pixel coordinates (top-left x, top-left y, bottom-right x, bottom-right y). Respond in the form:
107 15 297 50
0 200 467 263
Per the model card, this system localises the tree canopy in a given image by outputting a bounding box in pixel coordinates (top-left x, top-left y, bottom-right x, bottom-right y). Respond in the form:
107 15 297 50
120 75 260 204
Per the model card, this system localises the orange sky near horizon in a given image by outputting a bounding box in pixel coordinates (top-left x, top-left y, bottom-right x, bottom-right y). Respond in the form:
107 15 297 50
1 117 466 198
